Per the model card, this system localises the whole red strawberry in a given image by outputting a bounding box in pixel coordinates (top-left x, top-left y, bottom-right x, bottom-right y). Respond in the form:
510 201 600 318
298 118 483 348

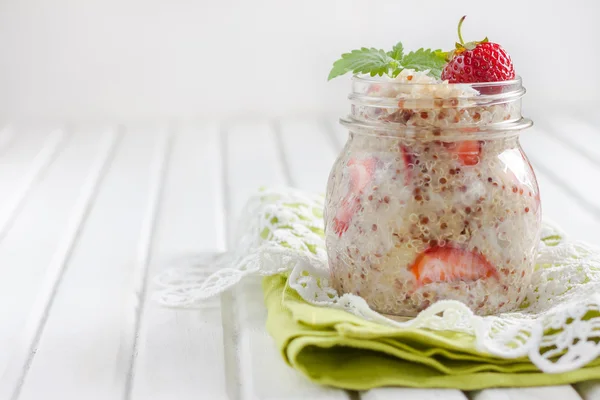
441 16 515 83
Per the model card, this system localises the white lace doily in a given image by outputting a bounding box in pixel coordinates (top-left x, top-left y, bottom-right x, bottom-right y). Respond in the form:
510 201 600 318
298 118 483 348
153 187 600 374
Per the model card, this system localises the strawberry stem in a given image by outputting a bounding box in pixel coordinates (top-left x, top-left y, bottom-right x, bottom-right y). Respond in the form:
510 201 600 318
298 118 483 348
457 15 467 45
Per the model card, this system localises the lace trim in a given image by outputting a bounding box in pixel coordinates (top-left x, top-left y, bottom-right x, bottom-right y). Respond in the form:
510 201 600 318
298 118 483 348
153 187 600 373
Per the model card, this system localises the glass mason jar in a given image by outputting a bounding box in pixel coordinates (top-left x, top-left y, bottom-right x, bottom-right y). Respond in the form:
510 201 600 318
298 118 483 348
324 75 541 317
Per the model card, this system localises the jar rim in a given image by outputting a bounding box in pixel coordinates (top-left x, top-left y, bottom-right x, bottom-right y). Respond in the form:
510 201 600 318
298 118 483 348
340 115 533 140
344 73 531 138
349 74 526 109
352 74 523 89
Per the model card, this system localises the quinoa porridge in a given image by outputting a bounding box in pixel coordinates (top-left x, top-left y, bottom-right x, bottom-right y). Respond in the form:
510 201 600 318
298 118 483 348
324 71 541 317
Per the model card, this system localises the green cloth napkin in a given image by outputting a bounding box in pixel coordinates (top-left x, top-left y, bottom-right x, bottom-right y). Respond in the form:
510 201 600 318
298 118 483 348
263 274 600 390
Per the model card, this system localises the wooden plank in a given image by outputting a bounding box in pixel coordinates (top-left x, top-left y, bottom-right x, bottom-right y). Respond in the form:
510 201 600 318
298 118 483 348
282 118 467 400
469 386 582 400
543 114 600 400
542 115 600 165
129 123 229 400
520 126 600 217
0 126 119 400
277 118 337 193
0 124 16 154
520 126 600 241
0 126 68 241
0 126 50 223
574 379 600 400
123 127 171 398
14 125 167 400
225 121 287 222
361 387 467 400
531 167 600 241
327 117 348 150
224 120 348 400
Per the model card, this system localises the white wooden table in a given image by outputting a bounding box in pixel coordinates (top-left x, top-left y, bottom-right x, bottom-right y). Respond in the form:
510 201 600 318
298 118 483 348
0 109 599 400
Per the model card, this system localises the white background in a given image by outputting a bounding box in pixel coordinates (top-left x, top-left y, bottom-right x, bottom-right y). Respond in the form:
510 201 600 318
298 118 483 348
0 0 599 121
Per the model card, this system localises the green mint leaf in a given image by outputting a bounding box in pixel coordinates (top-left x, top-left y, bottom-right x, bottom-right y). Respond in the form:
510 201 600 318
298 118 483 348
391 68 403 78
387 42 404 60
400 48 448 79
435 50 449 62
327 48 395 81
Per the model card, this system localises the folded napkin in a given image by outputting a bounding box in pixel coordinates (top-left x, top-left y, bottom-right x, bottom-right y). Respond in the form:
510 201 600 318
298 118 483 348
264 274 600 390
154 187 600 390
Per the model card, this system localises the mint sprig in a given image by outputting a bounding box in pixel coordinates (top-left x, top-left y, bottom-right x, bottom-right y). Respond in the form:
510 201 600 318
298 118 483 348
328 41 447 81
386 42 404 61
397 49 447 78
327 48 395 81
